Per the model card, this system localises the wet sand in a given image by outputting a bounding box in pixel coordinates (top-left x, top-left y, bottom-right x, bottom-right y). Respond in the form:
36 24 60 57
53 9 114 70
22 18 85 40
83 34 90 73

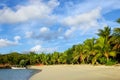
30 65 120 80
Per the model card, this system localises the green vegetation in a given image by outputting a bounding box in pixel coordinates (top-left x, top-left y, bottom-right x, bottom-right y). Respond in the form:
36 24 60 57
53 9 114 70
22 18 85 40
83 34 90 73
0 20 120 66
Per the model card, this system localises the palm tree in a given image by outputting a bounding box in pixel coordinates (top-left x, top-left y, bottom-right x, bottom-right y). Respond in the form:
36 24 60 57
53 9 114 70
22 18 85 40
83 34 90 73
59 53 67 64
83 38 96 63
39 53 48 65
97 26 111 37
94 36 117 64
64 48 74 64
73 45 81 64
51 52 60 64
97 26 111 43
46 54 52 65
73 44 86 64
110 27 120 63
96 26 113 62
111 28 120 51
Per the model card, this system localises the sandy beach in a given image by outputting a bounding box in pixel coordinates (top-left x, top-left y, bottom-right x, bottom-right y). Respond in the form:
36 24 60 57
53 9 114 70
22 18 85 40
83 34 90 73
30 65 120 80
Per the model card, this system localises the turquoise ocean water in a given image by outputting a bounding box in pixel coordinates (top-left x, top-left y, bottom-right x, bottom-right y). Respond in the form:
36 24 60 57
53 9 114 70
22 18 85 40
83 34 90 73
0 69 38 80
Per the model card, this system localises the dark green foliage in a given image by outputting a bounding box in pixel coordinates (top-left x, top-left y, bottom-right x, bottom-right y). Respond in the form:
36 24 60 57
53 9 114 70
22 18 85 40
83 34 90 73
19 59 26 67
105 59 117 65
65 48 74 64
98 57 106 64
116 18 120 23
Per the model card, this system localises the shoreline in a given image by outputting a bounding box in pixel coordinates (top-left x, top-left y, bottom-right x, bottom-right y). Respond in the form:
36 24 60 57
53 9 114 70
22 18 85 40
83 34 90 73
28 69 41 80
29 64 120 80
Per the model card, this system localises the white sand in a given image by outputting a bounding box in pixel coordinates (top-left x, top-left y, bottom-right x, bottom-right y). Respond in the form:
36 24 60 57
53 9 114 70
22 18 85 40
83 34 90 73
30 65 120 80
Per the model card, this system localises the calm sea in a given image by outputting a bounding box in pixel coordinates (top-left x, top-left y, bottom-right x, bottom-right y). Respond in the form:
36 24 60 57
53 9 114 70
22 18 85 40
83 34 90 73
0 69 39 80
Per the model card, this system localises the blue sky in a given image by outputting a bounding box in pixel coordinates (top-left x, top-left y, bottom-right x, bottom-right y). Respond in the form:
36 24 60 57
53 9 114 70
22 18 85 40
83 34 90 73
0 0 120 53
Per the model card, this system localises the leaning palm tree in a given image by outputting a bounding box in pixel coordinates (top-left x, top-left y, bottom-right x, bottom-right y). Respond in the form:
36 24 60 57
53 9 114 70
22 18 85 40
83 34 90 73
51 52 60 64
94 37 117 64
97 26 111 43
91 26 118 64
96 26 112 61
111 28 120 51
83 38 96 63
109 27 120 63
59 53 67 64
73 45 81 64
73 44 84 64
73 44 86 64
39 53 48 65
113 18 120 52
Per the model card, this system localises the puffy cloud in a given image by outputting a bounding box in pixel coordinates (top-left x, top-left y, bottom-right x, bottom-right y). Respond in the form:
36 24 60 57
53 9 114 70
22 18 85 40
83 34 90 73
60 0 120 38
25 27 63 41
30 45 57 53
0 39 14 48
63 7 101 26
0 0 59 23
30 45 42 52
14 36 21 42
62 7 101 37
14 36 21 45
40 27 50 33
0 36 21 48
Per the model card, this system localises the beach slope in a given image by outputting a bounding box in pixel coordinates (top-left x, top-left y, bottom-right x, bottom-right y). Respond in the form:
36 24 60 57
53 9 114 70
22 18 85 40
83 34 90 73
30 65 120 80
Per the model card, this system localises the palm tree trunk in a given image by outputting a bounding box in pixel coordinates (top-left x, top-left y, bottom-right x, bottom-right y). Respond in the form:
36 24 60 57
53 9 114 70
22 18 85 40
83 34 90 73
80 54 84 64
104 52 109 62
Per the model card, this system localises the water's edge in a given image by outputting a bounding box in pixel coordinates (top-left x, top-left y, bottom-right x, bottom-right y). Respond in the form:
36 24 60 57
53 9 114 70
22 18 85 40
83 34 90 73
28 69 41 80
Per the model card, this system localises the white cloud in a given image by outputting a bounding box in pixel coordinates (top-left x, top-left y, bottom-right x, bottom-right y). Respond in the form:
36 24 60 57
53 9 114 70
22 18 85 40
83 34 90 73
60 0 120 38
14 36 21 42
59 0 120 40
40 27 50 33
63 7 101 26
0 36 21 48
30 45 42 52
25 26 63 41
64 0 120 15
14 36 21 45
0 0 59 23
30 45 57 53
62 7 101 37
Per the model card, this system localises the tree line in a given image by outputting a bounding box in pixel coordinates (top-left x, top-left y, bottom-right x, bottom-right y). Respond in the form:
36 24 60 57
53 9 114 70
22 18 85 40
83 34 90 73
0 19 120 66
